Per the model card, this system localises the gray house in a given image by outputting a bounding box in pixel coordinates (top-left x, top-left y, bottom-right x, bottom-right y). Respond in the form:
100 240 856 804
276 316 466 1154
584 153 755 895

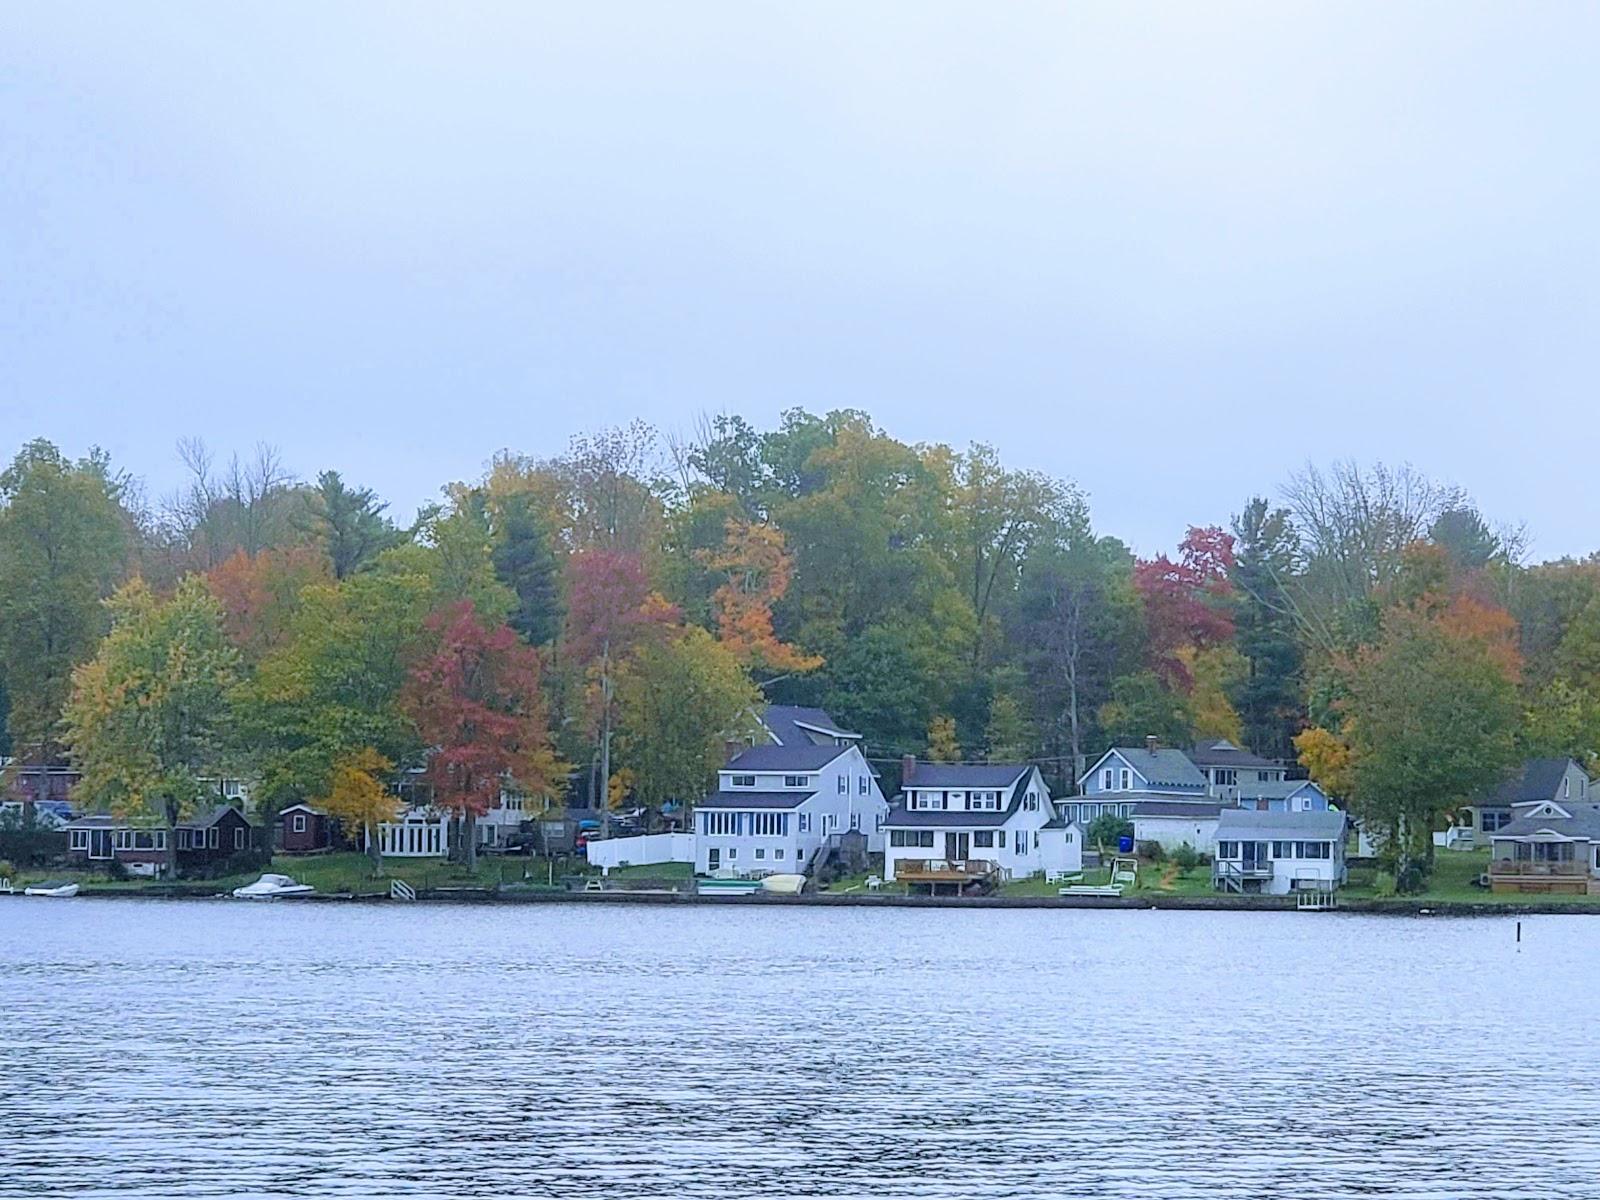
1466 758 1590 841
1488 799 1600 895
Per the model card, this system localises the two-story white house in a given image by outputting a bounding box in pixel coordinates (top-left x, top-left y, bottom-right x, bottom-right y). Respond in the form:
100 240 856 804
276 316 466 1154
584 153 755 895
882 760 1079 885
693 719 887 875
1067 744 1212 826
1184 739 1288 800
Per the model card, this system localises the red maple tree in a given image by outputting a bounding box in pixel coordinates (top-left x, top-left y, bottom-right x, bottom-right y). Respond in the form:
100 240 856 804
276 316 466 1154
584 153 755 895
403 601 563 868
1134 525 1237 689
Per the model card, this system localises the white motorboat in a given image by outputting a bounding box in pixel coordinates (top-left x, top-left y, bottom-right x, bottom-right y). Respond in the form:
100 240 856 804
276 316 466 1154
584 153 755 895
231 873 315 900
760 873 807 895
23 880 80 898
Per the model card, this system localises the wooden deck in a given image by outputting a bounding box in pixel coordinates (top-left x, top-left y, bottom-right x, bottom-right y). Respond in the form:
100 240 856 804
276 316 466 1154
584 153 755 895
1488 861 1598 895
894 859 1000 894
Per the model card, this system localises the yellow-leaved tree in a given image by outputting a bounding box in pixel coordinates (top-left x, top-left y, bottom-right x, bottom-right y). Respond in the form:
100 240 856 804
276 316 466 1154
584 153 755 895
319 747 402 872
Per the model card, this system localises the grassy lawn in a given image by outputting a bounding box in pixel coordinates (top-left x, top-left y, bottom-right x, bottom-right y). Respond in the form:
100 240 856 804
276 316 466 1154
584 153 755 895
602 861 693 882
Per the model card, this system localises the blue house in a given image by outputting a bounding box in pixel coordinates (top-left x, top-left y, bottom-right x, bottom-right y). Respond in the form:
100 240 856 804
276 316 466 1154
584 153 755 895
1064 743 1210 826
1234 779 1330 813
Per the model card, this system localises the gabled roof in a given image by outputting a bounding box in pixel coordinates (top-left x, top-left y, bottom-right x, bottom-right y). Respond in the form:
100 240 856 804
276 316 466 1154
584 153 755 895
698 789 815 810
1216 809 1346 839
1081 749 1207 792
64 805 250 832
903 763 1032 790
1494 802 1600 841
1234 780 1324 801
1475 758 1582 808
760 705 860 747
1185 739 1280 770
1131 801 1227 819
725 744 851 772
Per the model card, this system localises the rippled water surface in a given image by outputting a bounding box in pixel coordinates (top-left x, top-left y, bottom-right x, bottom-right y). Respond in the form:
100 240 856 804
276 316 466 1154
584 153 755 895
2 899 1599 1199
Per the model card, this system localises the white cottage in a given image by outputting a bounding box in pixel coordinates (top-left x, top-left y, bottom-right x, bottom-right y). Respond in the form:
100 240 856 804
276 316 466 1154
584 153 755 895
882 760 1079 887
1213 809 1347 895
1131 801 1226 854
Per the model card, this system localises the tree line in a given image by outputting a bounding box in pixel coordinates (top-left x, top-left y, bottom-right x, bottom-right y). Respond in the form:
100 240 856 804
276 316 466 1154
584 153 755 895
1 415 1592 889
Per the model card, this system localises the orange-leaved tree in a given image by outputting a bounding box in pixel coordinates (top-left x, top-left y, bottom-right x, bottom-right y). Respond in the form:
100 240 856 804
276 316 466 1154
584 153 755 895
318 747 402 872
698 519 822 679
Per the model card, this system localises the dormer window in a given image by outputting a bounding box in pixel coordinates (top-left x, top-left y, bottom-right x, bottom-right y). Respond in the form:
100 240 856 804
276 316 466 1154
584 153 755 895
731 774 756 788
1118 768 1131 791
1101 769 1113 790
1564 777 1571 798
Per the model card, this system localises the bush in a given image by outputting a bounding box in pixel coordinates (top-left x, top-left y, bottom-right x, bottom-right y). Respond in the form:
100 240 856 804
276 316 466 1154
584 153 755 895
0 859 14 879
106 858 128 881
1137 840 1165 862
1171 843 1200 872
1086 813 1134 848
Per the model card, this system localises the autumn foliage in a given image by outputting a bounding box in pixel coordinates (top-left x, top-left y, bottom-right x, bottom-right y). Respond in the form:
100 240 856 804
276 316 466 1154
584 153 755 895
699 520 822 676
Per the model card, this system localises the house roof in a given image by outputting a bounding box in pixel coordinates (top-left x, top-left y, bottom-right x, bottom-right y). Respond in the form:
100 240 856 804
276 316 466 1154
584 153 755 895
725 744 851 772
64 805 249 832
1493 802 1600 841
1186 739 1280 770
1084 749 1207 791
1234 780 1323 801
883 804 1013 828
277 804 326 817
698 789 815 810
761 705 860 747
1474 758 1580 808
1131 801 1227 819
903 764 1031 789
1216 809 1346 838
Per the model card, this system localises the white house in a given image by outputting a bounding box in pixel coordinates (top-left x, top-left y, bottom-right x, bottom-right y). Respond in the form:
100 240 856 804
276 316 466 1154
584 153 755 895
693 736 887 875
882 761 1078 885
371 776 534 859
1213 809 1347 895
1131 801 1226 854
1488 799 1600 895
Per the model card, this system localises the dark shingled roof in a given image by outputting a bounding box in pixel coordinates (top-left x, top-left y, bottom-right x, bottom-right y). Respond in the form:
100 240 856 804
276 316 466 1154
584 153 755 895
903 764 1031 789
761 704 860 747
1474 759 1580 809
698 789 814 810
1186 739 1280 770
726 744 850 772
1131 801 1227 819
883 804 1013 828
1216 809 1346 838
1089 749 1207 791
1494 802 1600 841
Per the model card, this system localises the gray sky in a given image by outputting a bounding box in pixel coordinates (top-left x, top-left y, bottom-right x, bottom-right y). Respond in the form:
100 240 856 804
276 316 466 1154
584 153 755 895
5 2 1598 558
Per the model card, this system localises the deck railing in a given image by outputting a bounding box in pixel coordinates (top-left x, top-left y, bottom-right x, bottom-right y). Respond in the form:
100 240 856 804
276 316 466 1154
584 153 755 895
1488 859 1589 878
894 858 999 879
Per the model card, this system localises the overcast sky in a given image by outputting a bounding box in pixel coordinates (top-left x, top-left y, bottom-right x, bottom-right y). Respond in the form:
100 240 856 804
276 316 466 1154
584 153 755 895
5 2 1598 558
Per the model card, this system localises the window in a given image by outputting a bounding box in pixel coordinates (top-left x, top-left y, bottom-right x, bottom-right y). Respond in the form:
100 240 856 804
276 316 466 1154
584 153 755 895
70 830 89 851
1564 777 1571 798
177 829 190 850
1013 829 1026 854
731 774 756 788
234 828 246 850
704 811 737 836
838 775 847 793
755 848 766 860
775 848 785 859
974 831 995 848
920 830 934 848
850 812 860 830
1272 841 1289 859
784 775 812 789
1118 768 1131 790
1101 769 1113 790
858 776 868 794
728 847 737 859
1215 769 1237 787
292 814 307 833
1481 811 1510 833
1218 841 1237 859
1033 831 1039 849
1025 793 1039 811
752 812 787 837
798 813 810 833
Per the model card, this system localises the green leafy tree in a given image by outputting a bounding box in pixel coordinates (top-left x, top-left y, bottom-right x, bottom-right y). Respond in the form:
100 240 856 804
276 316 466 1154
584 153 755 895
63 577 239 876
1344 608 1520 890
615 627 761 809
1097 671 1194 751
0 440 131 765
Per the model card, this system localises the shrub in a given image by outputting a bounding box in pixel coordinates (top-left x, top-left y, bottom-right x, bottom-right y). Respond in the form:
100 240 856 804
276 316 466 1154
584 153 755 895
0 859 14 879
1171 843 1200 872
1137 840 1165 862
1086 813 1134 848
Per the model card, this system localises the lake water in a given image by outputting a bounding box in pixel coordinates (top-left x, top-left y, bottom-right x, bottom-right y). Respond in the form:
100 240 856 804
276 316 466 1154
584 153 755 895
2 899 1598 1199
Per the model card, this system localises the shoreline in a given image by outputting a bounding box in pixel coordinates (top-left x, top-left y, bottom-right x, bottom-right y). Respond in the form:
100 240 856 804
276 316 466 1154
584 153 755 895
7 887 1596 917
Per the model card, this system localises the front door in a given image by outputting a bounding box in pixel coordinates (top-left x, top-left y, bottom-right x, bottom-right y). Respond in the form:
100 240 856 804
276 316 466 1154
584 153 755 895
90 829 112 860
1242 841 1266 872
944 832 969 863
707 847 721 871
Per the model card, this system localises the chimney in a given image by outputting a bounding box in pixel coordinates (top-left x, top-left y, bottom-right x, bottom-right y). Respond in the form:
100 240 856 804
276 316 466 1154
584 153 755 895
901 755 917 785
1145 735 1160 754
724 739 744 765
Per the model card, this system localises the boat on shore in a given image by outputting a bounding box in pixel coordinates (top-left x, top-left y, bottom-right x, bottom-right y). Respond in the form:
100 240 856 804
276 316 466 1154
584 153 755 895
696 877 763 896
23 881 80 898
232 873 315 900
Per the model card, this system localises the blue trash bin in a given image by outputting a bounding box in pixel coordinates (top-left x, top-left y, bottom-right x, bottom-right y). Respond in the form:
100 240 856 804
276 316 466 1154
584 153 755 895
1117 834 1134 854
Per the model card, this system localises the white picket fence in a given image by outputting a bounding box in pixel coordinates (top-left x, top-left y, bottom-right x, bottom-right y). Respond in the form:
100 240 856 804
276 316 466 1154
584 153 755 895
585 832 696 872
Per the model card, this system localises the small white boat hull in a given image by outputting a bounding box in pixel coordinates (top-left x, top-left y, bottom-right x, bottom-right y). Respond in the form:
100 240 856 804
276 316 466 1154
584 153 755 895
24 883 80 898
232 874 316 900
